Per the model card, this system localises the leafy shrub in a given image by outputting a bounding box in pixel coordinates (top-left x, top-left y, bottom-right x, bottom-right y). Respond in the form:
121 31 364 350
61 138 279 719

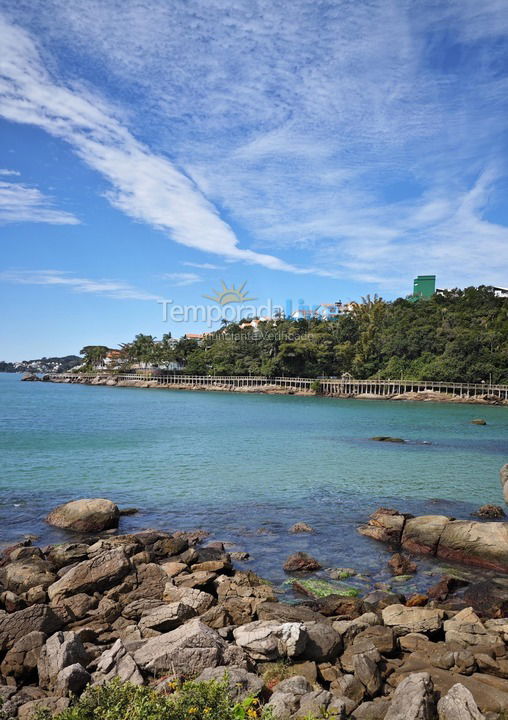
33 677 274 720
261 661 292 691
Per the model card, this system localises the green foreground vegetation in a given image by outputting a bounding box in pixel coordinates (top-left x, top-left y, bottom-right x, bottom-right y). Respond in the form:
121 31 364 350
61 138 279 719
28 677 318 720
81 286 508 383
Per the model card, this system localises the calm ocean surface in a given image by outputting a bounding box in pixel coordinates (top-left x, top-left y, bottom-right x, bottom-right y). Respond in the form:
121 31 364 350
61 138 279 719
1 372 507 593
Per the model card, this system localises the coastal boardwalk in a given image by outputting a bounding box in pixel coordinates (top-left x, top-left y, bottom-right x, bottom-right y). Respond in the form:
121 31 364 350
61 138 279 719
48 374 508 401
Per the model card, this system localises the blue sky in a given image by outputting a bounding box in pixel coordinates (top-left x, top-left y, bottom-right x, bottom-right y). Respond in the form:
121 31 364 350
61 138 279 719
0 0 507 360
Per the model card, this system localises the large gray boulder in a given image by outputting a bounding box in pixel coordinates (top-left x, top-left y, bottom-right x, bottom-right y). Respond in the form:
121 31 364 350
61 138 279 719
297 690 347 718
0 631 47 679
359 508 508 573
500 464 508 504
0 559 56 594
358 508 406 544
266 677 313 719
382 605 444 635
133 618 226 675
443 607 498 647
38 631 88 689
0 604 62 652
54 663 90 696
46 498 119 532
47 548 131 600
354 652 382 697
233 620 307 661
330 674 365 707
384 672 435 720
303 621 342 662
437 520 508 573
162 585 215 614
437 683 484 720
45 543 90 569
402 516 450 555
94 639 143 685
138 602 196 634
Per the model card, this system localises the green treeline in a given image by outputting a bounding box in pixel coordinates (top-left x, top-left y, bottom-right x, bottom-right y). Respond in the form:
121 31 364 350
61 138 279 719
82 286 508 383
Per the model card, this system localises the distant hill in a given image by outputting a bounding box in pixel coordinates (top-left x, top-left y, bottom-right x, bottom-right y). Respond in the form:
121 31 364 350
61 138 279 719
0 355 81 374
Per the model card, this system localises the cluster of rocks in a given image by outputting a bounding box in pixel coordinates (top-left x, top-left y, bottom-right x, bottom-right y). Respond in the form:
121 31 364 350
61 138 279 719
36 374 508 404
358 507 508 573
45 375 312 395
0 504 506 719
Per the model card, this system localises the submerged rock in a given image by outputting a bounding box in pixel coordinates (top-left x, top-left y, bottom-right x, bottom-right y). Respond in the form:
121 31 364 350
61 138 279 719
371 436 406 443
290 578 359 599
283 552 322 572
289 522 315 534
463 578 508 618
471 504 505 519
388 553 417 576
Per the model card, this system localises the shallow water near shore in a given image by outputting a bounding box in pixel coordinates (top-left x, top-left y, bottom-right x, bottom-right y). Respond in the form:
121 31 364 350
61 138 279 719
1 372 507 596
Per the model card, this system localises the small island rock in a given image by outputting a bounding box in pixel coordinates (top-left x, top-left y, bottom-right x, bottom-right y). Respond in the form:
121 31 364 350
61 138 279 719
371 436 406 443
472 504 505 519
283 552 322 572
289 522 315 533
46 498 120 533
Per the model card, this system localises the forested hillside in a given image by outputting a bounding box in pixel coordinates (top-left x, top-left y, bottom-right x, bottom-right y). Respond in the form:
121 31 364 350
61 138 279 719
178 286 508 382
80 287 508 383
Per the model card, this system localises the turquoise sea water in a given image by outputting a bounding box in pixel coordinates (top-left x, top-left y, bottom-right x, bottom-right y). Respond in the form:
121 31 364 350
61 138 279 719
1 373 507 591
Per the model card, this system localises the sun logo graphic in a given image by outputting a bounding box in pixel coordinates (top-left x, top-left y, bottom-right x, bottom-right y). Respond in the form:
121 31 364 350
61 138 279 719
203 281 256 306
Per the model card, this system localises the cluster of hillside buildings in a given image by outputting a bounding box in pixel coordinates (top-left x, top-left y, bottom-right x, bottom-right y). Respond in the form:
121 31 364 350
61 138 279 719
65 275 508 372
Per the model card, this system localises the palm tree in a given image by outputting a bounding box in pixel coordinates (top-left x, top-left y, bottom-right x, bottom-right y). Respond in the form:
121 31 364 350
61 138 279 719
80 345 109 369
123 334 157 369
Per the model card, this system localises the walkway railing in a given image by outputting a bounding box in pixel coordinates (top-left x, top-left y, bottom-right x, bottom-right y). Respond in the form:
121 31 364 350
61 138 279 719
47 374 508 400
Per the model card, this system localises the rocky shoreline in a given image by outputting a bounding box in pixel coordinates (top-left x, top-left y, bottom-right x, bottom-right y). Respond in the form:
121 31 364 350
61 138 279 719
1 498 508 718
23 373 508 405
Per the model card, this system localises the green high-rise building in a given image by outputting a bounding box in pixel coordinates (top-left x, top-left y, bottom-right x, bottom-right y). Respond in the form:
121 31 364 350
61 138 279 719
413 275 436 299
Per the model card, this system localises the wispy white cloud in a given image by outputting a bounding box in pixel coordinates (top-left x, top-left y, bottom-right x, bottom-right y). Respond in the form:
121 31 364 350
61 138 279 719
1 2 507 288
0 179 79 225
0 15 303 274
182 261 222 270
0 269 163 301
163 272 201 286
0 168 20 176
